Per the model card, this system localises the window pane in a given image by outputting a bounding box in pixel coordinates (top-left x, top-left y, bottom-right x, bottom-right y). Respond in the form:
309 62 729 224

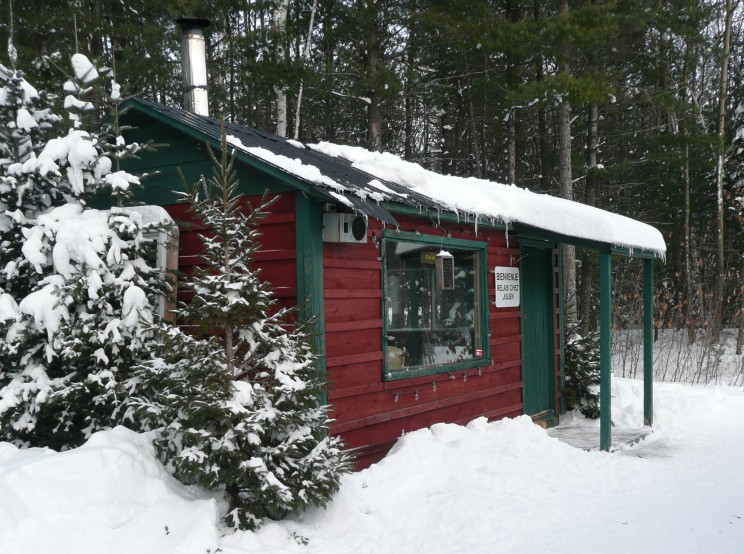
384 239 482 372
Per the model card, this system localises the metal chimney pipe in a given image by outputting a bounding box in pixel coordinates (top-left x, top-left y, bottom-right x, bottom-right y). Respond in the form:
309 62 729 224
176 17 210 116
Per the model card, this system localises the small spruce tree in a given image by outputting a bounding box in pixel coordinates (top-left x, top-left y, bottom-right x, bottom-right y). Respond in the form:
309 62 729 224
125 127 350 530
563 321 601 419
0 60 63 301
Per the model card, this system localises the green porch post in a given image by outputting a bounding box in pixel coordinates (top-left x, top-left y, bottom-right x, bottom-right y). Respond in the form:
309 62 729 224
643 258 654 427
295 193 327 404
600 251 612 451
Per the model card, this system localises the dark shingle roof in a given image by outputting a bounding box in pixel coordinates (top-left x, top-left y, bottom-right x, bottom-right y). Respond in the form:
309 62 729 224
129 98 440 225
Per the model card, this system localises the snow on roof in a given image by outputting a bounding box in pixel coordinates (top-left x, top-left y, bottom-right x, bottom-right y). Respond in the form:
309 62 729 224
127 98 665 256
308 142 666 256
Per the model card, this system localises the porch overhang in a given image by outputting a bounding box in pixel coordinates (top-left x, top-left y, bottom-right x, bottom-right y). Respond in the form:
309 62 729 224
517 224 659 451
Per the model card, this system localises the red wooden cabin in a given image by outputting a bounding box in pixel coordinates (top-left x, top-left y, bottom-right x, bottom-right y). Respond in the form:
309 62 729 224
121 97 664 468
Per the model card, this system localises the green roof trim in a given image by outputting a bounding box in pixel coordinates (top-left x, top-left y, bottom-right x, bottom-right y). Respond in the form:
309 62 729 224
122 98 319 197
517 225 662 259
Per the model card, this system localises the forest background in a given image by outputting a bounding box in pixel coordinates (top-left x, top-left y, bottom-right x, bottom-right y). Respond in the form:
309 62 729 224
2 0 743 353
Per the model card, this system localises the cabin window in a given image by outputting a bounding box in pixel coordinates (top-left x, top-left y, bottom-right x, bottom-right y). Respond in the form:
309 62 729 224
383 231 488 380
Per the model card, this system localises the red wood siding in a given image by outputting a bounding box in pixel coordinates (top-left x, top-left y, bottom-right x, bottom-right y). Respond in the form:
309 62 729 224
164 193 298 314
325 214 526 469
165 194 563 471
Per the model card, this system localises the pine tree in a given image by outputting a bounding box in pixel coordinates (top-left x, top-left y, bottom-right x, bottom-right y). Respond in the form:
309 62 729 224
0 54 170 449
123 126 350 530
563 321 600 419
0 61 63 300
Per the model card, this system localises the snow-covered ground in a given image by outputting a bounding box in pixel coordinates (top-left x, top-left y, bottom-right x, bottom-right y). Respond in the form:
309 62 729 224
2 377 743 554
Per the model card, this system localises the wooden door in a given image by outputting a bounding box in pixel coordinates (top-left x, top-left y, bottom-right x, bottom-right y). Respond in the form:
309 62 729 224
520 246 556 419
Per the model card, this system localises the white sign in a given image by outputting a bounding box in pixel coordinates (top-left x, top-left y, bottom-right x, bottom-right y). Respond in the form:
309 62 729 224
494 266 520 307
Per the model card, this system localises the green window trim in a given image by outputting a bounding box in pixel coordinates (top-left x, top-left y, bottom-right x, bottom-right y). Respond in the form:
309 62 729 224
382 229 490 382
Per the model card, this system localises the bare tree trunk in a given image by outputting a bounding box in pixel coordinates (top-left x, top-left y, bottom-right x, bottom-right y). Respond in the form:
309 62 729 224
322 0 337 142
404 66 414 160
506 0 519 185
404 95 414 160
533 0 550 193
507 110 516 184
579 104 599 332
367 84 382 151
558 1 576 327
293 0 319 139
681 25 696 344
713 0 734 338
404 0 417 161
537 98 549 192
274 0 289 137
559 106 576 325
364 6 383 152
684 141 696 343
464 67 483 178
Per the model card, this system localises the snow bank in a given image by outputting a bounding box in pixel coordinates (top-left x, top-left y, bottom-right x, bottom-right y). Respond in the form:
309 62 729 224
0 427 220 554
224 378 744 554
2 379 743 553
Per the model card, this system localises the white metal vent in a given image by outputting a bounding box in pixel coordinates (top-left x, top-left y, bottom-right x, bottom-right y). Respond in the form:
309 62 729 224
322 213 368 244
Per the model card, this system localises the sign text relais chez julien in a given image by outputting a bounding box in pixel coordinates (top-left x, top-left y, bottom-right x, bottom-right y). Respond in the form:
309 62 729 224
494 266 520 308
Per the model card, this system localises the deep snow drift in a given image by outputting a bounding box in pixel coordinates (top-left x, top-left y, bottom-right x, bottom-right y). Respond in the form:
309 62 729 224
2 378 743 553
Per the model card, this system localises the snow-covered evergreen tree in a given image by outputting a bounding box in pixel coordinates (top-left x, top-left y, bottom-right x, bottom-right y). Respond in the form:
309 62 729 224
0 61 63 301
564 322 600 419
0 54 171 448
124 129 350 530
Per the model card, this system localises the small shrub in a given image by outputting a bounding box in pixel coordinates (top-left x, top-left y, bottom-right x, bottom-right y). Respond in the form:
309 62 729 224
564 322 600 418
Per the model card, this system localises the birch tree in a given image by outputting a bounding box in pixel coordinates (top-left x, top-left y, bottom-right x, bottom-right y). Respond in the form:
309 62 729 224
274 0 289 137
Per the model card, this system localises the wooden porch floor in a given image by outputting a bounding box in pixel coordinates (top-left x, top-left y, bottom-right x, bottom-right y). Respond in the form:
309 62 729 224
547 423 652 452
